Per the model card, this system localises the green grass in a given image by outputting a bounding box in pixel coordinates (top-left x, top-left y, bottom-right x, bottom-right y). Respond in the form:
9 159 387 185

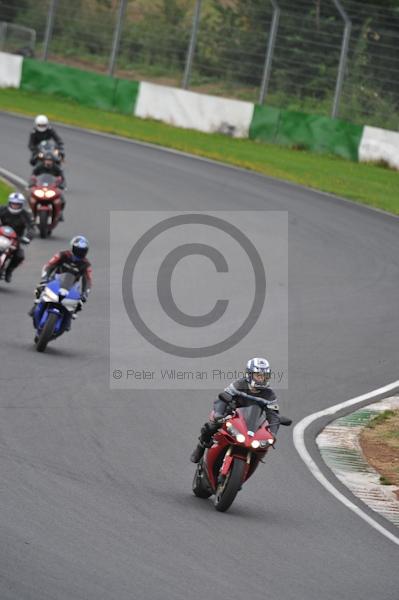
366 410 396 429
0 178 13 204
379 475 393 485
1 88 398 214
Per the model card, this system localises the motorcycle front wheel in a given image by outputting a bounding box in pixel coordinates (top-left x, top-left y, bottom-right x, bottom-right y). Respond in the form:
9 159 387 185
214 459 245 512
39 211 49 239
36 312 58 352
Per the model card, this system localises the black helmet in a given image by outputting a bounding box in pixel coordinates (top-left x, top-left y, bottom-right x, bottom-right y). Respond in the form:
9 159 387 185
44 151 55 161
71 236 89 261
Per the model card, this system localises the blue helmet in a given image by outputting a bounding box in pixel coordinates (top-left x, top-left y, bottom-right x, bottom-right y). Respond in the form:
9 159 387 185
8 192 25 214
70 235 89 261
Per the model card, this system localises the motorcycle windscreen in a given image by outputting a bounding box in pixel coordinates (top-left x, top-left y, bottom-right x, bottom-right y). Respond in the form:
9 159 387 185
47 273 79 296
237 405 265 432
56 272 81 300
58 272 78 289
36 173 57 187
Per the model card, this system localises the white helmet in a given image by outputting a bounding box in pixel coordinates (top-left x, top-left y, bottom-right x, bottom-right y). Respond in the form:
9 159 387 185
245 357 272 389
8 192 25 214
34 115 49 132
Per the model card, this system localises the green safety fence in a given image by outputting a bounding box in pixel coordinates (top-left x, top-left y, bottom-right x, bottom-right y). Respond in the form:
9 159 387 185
20 59 139 115
249 105 364 162
12 56 368 162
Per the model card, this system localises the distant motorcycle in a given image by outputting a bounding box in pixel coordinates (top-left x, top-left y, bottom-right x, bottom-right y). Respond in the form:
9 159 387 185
0 225 29 282
31 140 64 166
32 269 82 352
29 173 64 238
192 389 292 512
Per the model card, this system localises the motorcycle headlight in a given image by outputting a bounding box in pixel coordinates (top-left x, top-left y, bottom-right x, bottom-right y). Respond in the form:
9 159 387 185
0 236 11 251
45 190 56 199
42 286 59 302
251 440 261 449
226 421 239 436
226 422 246 443
34 189 45 198
259 439 274 448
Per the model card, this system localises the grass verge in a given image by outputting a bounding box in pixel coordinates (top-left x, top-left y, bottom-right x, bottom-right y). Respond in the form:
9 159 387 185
0 178 13 204
0 88 398 214
360 410 399 489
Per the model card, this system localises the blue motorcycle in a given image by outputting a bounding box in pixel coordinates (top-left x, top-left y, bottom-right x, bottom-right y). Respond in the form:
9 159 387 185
33 271 81 352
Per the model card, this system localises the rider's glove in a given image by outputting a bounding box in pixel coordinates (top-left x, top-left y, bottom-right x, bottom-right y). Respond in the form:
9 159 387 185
214 413 224 422
35 282 46 298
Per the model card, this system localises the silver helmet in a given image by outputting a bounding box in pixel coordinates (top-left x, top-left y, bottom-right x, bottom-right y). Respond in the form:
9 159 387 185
245 357 272 389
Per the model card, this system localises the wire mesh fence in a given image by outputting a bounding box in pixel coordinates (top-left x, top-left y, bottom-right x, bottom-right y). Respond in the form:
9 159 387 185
0 21 36 56
0 0 398 129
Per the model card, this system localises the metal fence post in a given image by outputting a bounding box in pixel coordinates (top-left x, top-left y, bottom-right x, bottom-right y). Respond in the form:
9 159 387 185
0 22 7 52
331 0 352 118
258 0 280 105
108 0 127 77
182 0 202 89
42 0 58 60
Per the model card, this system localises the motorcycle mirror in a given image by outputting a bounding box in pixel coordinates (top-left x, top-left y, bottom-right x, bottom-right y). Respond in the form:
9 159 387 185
279 416 292 426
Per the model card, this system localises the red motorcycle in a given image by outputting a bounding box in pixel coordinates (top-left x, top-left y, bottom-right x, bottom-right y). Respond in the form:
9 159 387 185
29 173 63 239
192 390 292 512
0 225 19 280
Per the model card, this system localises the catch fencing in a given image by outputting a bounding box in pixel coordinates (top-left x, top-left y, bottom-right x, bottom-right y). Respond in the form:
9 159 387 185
0 0 398 129
0 21 35 57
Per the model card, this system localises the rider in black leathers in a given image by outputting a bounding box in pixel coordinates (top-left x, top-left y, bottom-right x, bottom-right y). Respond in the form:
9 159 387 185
0 193 34 282
190 357 281 463
30 151 66 219
28 115 64 165
31 151 65 185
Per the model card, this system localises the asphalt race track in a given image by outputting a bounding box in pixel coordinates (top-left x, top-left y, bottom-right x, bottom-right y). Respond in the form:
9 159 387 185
0 112 398 600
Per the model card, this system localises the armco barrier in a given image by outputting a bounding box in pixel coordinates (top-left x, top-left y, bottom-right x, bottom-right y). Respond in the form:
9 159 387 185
20 59 139 115
135 81 254 138
359 126 399 170
250 105 363 161
0 52 23 88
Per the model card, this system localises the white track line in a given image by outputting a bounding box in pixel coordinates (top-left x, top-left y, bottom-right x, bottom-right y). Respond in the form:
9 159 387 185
293 380 399 546
2 118 399 542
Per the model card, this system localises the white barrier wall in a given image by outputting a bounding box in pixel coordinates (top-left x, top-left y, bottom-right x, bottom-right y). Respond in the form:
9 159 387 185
135 82 254 138
359 126 399 170
0 52 23 88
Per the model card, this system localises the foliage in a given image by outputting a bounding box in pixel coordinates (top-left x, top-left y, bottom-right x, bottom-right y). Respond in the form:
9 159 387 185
0 178 13 205
366 410 396 429
2 0 399 127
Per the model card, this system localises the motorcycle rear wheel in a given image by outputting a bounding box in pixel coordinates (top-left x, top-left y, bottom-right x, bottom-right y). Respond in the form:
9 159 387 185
192 462 212 498
36 312 58 352
214 459 245 512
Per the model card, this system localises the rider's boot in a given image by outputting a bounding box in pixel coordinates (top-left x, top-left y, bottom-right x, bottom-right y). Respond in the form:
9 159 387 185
190 421 219 463
190 442 206 464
